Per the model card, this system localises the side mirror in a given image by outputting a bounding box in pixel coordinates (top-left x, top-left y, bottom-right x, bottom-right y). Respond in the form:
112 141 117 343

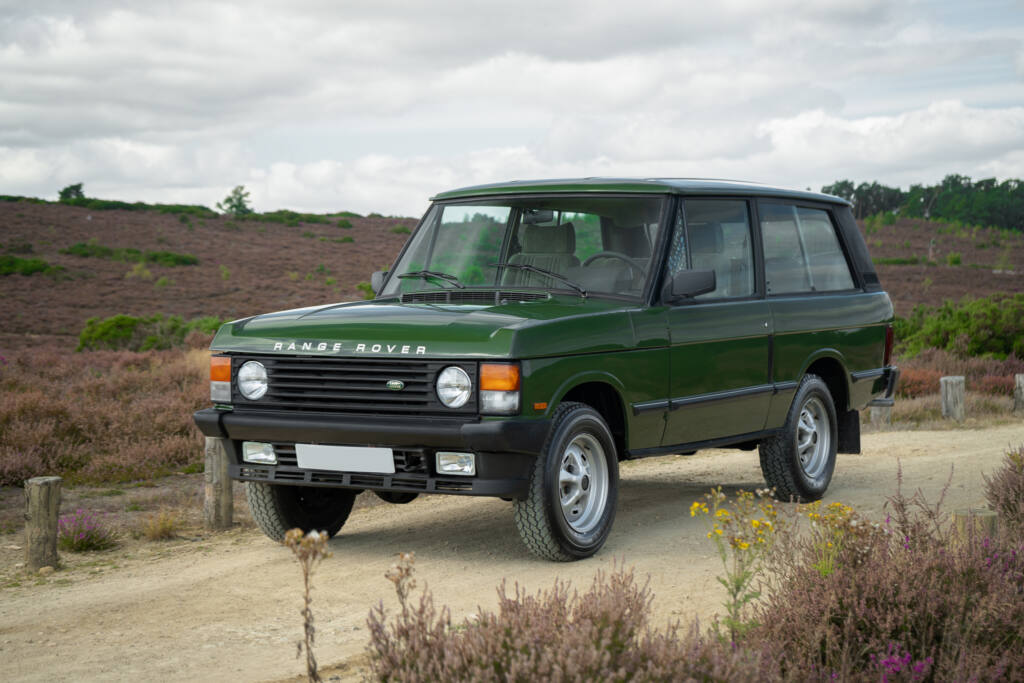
661 269 716 303
370 270 388 296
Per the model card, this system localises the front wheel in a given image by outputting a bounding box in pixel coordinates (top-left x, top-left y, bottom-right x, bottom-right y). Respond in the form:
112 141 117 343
513 402 619 561
758 374 837 502
246 482 357 542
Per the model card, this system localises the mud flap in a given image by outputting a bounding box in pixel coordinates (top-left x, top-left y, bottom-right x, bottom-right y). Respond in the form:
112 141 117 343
837 409 861 454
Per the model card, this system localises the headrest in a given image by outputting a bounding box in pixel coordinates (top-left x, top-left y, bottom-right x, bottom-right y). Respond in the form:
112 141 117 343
521 222 576 254
689 222 723 254
607 225 651 258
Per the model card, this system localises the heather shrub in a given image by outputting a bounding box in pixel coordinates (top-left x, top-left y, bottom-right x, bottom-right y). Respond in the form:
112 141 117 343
367 554 769 682
0 347 208 485
985 445 1024 533
58 508 118 551
77 313 223 351
897 348 1024 397
896 367 941 398
751 478 1024 681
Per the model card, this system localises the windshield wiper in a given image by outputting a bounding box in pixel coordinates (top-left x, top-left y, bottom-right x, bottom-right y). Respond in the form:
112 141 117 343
397 270 465 289
490 262 587 297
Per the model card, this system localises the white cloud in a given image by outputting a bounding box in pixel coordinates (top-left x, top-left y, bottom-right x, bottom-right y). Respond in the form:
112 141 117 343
0 1 1022 213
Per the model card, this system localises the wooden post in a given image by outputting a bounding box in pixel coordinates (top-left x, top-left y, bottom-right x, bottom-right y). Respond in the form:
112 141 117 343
1014 374 1024 413
941 375 965 422
953 508 998 543
204 437 234 529
24 476 61 572
870 406 891 426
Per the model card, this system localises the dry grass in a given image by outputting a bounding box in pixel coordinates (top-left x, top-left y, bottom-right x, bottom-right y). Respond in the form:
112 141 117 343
140 507 181 541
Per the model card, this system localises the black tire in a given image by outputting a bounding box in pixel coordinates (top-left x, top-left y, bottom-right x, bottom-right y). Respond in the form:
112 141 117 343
759 374 837 502
513 402 619 561
374 491 419 504
245 482 357 542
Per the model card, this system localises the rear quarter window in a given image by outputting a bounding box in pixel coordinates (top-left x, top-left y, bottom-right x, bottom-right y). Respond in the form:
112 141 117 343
760 203 854 294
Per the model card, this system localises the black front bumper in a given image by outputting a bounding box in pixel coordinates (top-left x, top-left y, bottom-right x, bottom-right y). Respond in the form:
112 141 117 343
193 408 550 498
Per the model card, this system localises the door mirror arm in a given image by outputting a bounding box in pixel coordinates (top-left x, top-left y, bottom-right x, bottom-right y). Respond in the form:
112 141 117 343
661 269 716 304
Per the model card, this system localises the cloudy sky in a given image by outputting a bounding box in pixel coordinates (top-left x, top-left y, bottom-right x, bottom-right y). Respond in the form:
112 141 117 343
1 0 1022 216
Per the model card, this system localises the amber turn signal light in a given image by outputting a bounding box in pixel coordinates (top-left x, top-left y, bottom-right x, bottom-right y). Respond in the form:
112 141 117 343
480 363 520 391
210 356 231 382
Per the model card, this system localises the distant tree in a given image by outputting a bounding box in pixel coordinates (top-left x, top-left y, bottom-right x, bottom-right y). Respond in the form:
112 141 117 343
216 185 254 216
821 180 855 203
59 183 85 201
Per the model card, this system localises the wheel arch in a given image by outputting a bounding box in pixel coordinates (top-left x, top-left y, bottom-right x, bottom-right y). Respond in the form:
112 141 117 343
550 373 629 461
799 350 851 413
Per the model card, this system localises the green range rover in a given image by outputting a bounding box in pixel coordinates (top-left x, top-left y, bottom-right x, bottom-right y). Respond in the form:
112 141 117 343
194 178 898 561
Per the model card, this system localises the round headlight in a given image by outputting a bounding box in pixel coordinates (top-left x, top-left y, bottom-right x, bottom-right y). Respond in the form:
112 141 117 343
238 361 268 400
436 366 472 408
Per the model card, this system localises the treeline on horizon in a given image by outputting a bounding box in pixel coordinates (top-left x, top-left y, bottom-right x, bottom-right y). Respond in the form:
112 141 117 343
822 174 1023 232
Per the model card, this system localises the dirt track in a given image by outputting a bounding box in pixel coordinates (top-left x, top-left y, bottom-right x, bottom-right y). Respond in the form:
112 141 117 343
1 424 1022 682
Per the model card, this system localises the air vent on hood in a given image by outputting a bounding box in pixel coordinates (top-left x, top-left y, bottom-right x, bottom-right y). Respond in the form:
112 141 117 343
400 291 549 305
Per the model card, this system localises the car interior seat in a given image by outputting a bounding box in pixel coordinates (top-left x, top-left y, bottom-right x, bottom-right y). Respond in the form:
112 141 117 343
504 223 580 286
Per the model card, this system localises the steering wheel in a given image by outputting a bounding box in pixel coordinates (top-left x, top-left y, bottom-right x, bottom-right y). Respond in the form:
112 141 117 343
582 251 647 274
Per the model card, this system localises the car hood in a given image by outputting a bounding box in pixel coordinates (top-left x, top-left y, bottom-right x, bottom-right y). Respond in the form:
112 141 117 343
210 295 642 359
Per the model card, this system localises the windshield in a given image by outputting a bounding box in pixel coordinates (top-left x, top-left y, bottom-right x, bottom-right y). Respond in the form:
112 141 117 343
381 196 667 299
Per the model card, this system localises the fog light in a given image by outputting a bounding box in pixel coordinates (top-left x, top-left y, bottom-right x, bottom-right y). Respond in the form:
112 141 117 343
481 390 519 414
436 451 475 476
211 381 231 402
242 441 277 464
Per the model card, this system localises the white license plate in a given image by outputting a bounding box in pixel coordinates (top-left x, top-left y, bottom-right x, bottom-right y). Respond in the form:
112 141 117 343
295 444 395 474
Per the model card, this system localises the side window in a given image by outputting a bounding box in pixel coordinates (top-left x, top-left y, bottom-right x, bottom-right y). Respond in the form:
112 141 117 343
761 203 854 294
684 199 755 300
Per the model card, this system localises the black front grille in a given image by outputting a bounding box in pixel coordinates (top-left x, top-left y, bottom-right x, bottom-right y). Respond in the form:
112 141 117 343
231 355 476 416
400 290 548 305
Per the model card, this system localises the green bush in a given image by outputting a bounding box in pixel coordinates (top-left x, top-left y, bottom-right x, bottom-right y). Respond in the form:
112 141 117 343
0 254 64 277
337 218 353 229
356 281 374 299
947 252 962 266
873 256 923 265
238 209 330 225
896 293 1024 358
61 197 216 218
391 225 411 234
77 314 224 351
61 242 198 266
334 236 354 244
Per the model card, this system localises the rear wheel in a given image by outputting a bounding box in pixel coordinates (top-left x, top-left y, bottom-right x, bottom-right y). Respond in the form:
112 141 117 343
513 402 619 561
758 374 837 502
246 482 357 542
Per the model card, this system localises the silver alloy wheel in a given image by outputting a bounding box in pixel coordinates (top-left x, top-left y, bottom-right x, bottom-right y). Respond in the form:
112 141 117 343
796 396 830 480
557 433 609 534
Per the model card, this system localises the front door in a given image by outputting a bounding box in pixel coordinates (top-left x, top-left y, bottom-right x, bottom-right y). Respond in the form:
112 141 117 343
661 198 773 446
